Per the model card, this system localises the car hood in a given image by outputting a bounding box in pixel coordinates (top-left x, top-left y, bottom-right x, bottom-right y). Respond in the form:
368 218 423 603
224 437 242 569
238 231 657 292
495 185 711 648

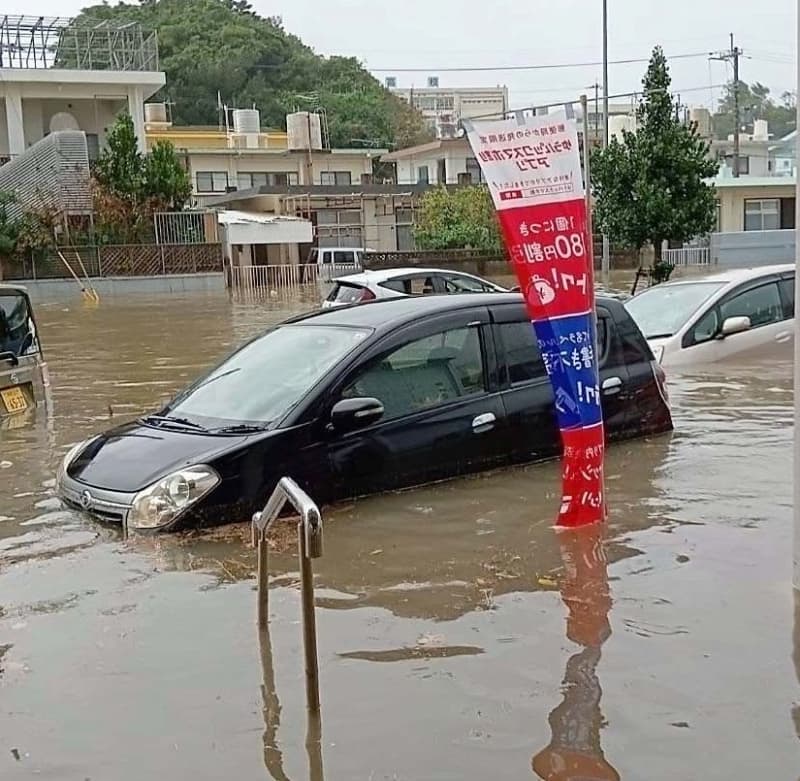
67 420 261 493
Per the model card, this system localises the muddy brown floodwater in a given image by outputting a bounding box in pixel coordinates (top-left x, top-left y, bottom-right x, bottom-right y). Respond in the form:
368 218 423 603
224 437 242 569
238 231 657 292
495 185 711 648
0 290 797 780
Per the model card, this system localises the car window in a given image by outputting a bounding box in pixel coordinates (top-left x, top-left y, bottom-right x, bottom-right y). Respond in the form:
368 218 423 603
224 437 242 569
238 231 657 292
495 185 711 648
442 274 492 293
380 278 411 294
343 326 486 420
498 321 545 384
780 276 795 319
720 282 783 328
333 251 355 265
690 308 720 344
409 276 436 295
327 282 367 304
0 292 37 357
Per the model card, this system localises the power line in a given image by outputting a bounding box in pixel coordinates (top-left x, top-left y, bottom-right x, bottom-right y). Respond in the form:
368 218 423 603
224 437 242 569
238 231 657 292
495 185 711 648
370 51 711 74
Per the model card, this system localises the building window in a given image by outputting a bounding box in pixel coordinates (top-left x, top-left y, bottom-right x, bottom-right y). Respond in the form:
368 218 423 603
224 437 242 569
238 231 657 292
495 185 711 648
465 157 484 184
417 165 429 184
736 156 750 175
196 171 228 193
236 172 298 189
316 208 363 248
395 207 415 251
320 171 352 186
744 198 780 231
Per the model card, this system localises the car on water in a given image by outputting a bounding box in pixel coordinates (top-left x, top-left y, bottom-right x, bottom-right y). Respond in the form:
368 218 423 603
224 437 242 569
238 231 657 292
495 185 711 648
322 267 508 308
0 284 49 424
625 264 795 368
57 293 672 532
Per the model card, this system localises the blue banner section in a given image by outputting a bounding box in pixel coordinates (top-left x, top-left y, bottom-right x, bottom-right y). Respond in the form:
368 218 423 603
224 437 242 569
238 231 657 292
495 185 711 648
530 313 602 430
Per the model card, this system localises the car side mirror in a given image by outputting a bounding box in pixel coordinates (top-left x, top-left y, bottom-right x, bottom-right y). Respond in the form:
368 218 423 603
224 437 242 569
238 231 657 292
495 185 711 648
330 397 384 433
719 316 751 338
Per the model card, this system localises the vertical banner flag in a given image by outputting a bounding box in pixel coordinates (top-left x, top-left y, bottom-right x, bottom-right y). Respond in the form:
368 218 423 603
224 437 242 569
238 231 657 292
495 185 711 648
465 110 605 527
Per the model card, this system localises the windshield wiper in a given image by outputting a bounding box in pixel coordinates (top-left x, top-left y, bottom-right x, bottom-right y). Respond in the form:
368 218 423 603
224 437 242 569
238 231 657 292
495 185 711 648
142 414 210 432
211 423 269 434
646 332 673 339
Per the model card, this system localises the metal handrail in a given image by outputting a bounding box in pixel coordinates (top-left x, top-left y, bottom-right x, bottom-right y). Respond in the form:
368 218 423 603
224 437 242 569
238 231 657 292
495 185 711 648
252 476 324 714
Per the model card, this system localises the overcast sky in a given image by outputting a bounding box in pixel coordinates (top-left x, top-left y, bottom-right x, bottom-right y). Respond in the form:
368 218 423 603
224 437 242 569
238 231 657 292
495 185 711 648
8 0 797 110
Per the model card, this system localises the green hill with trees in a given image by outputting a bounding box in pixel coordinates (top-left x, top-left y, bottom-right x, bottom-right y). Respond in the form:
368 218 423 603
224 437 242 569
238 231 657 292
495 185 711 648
71 0 432 149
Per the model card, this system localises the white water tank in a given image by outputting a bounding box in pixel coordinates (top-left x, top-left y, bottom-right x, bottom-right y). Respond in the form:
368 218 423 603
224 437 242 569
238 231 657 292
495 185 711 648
689 107 712 137
232 108 261 134
287 112 323 151
752 118 769 141
144 102 169 124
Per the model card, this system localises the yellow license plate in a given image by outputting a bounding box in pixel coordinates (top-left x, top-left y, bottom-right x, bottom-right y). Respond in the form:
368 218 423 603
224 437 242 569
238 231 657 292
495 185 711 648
1 386 28 414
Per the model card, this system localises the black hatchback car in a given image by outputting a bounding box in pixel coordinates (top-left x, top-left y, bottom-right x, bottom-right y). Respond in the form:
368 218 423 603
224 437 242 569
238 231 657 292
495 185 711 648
57 294 672 532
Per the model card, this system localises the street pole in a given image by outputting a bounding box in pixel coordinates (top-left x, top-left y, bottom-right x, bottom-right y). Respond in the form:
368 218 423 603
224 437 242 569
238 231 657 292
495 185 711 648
601 0 611 288
731 34 741 178
794 1 800 590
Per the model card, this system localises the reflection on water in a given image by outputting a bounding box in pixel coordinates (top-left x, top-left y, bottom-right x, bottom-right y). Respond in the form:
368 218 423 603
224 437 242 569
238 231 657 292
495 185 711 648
0 290 796 780
532 525 618 781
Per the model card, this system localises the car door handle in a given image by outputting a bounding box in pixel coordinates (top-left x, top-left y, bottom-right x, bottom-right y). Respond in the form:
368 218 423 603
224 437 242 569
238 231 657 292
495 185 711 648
775 331 792 343
472 412 496 431
602 376 623 395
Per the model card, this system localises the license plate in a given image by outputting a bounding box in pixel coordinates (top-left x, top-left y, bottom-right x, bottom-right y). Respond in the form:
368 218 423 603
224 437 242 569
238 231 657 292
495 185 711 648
1 386 28 414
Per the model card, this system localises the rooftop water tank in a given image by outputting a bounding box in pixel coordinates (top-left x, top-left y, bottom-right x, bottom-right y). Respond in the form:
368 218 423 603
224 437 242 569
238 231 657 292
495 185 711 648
232 108 261 134
287 112 323 151
144 102 169 124
689 107 712 137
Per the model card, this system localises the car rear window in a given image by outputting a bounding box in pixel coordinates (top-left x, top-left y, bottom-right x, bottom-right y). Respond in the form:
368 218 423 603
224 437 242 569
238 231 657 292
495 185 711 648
327 282 367 304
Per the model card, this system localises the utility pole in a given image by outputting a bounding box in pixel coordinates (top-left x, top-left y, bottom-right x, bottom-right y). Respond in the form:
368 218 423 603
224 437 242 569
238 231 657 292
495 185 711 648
601 0 611 288
794 0 800 591
710 35 742 177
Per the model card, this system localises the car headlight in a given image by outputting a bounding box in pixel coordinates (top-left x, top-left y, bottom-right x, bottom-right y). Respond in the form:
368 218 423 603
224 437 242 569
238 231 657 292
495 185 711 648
128 465 220 531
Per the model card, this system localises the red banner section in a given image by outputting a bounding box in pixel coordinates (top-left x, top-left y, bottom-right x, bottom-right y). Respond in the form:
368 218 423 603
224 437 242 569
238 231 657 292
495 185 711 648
466 111 605 527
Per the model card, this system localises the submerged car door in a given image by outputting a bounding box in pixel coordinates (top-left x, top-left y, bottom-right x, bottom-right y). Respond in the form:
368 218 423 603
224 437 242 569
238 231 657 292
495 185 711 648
489 302 630 464
325 306 508 499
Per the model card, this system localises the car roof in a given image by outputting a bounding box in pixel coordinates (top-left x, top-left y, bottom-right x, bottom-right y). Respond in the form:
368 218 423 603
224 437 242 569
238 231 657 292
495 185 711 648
0 283 28 294
287 292 620 332
657 263 794 287
334 267 477 285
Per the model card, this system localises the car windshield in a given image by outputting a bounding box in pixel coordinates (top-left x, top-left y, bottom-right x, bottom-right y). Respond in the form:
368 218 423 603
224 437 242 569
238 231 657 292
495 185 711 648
164 324 370 427
0 291 38 357
625 282 725 339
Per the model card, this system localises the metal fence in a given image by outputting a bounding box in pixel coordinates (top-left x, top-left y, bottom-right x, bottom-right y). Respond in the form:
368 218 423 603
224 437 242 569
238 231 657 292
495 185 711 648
229 263 359 294
154 211 219 245
5 243 224 280
662 246 713 267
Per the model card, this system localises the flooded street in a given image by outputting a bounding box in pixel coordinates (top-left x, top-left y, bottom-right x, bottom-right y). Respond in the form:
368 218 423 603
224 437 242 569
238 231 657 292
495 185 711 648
0 291 797 780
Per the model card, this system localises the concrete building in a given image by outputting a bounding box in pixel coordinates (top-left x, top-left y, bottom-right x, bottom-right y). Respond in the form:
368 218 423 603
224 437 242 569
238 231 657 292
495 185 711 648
769 130 796 178
381 137 483 186
0 16 164 161
711 119 773 177
388 79 508 139
713 174 796 233
144 107 384 205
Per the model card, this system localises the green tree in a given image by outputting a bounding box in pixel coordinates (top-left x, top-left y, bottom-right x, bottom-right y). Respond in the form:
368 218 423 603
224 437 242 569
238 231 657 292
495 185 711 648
94 112 143 200
591 47 719 269
713 81 797 140
414 187 503 252
71 0 432 150
143 141 191 208
0 192 20 280
92 113 193 243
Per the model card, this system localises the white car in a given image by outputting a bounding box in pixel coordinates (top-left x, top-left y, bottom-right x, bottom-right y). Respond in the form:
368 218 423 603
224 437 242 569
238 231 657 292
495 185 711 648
321 267 508 308
625 264 795 368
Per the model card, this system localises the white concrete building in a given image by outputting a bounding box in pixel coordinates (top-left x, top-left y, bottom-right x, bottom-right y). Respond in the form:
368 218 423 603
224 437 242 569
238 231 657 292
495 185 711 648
389 80 508 139
382 137 483 186
0 16 165 162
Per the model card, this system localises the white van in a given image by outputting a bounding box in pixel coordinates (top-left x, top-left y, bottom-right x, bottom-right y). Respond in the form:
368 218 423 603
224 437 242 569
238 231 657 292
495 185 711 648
307 247 366 282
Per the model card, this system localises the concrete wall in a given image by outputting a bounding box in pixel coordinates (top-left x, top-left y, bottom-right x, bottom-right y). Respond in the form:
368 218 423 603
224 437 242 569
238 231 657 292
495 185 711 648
710 230 795 267
17 273 225 301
